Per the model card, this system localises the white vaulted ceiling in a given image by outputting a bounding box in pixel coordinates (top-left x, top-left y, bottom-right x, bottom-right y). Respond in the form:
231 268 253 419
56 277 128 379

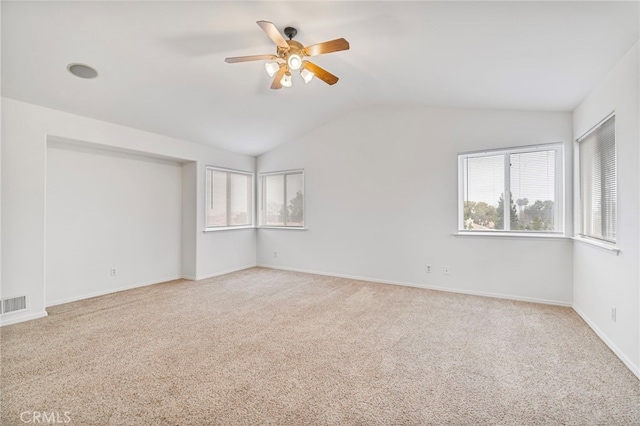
2 1 638 155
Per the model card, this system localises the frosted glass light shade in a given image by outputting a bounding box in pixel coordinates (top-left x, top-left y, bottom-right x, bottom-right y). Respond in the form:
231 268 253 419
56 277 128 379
265 62 279 77
281 72 292 88
300 68 314 84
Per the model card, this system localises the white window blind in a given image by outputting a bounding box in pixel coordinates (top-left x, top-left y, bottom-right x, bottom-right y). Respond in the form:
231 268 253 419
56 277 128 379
578 115 616 243
259 170 304 227
205 167 253 229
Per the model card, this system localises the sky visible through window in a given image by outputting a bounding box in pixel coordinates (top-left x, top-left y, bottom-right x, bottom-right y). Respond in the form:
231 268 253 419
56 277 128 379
465 151 555 207
206 169 252 227
465 155 504 207
262 172 304 227
510 150 555 207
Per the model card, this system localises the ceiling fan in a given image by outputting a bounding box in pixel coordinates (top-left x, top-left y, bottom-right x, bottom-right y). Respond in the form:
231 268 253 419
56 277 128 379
225 21 350 90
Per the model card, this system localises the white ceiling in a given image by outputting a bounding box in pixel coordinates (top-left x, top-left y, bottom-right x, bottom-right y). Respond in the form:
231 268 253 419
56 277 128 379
2 1 638 156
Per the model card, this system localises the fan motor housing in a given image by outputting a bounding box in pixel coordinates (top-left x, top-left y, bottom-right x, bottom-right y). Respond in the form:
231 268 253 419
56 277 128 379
286 40 304 50
279 39 304 58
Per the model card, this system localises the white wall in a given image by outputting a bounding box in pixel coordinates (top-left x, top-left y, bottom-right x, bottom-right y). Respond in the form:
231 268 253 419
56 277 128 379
181 162 197 279
572 42 639 376
257 106 574 305
46 141 183 305
1 97 256 325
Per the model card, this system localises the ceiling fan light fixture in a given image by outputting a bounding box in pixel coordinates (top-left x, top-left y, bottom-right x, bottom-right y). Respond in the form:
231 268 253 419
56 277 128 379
265 62 280 77
281 72 293 88
300 68 314 84
287 54 302 71
224 21 349 90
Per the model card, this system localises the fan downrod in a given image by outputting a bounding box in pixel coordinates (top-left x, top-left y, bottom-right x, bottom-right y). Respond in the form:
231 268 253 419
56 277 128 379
284 27 298 40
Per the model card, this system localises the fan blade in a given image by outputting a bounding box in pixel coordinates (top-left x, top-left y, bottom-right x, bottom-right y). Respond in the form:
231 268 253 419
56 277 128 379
302 38 349 57
225 54 277 63
257 21 289 49
270 65 287 90
301 61 339 85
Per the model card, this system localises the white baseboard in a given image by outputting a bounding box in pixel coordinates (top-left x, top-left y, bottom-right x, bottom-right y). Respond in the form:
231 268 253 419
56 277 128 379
192 264 257 281
572 304 640 379
0 310 48 326
46 275 183 307
257 264 572 307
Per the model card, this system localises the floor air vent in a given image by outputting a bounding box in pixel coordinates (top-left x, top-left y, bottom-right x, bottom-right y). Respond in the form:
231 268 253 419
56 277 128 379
1 296 27 314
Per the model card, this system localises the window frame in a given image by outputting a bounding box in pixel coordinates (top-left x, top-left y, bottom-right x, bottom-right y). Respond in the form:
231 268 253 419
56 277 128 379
457 142 564 234
258 169 305 229
575 112 617 245
205 165 254 231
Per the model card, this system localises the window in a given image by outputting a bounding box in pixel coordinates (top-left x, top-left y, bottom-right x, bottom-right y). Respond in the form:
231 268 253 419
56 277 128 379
259 170 304 228
578 114 616 243
458 143 563 233
205 166 253 229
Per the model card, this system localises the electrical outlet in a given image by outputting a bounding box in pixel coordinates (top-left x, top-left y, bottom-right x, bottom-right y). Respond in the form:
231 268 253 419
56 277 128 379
426 264 432 273
110 267 117 277
611 306 616 322
443 266 451 275
273 251 278 258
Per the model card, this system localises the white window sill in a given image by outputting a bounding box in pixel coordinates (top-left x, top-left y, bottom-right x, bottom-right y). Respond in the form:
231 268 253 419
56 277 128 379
572 236 620 255
204 225 254 232
454 232 620 254
454 231 569 241
258 226 307 231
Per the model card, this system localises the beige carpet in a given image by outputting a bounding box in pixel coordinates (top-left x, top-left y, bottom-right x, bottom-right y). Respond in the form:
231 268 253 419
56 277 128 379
1 267 638 425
